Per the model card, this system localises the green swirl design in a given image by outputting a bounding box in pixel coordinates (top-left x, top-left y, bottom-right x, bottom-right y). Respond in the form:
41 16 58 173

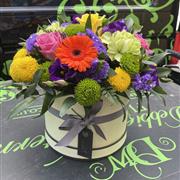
158 137 177 151
134 153 163 179
0 86 16 104
89 162 115 180
160 15 174 37
133 0 175 23
164 106 180 128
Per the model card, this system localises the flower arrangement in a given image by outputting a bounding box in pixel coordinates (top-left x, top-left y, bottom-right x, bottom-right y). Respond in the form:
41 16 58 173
6 13 176 159
9 13 172 114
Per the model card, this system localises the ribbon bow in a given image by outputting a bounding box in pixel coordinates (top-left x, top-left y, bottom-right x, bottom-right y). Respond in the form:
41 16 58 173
49 100 127 148
55 100 106 147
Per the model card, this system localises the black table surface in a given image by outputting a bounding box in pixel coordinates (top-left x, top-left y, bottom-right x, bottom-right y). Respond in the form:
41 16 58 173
0 82 180 180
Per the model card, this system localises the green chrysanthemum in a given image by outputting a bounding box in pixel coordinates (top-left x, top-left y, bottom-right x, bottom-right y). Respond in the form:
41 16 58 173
101 30 141 62
40 61 51 82
75 79 101 107
120 53 140 75
64 24 85 36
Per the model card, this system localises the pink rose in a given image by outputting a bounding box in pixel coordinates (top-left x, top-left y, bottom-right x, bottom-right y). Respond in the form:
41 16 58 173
35 32 63 60
135 34 153 55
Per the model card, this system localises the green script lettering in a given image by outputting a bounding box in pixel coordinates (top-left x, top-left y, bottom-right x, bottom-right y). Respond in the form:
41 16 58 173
126 137 171 166
108 147 134 171
0 135 48 154
90 136 176 180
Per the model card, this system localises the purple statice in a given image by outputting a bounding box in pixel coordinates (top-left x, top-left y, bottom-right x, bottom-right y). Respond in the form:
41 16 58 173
86 29 107 55
26 33 37 52
49 59 76 81
132 66 159 91
75 60 110 82
102 19 128 33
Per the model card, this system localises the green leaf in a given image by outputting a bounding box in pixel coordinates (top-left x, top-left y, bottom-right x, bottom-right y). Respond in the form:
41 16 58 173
99 52 106 59
85 14 92 30
39 83 56 96
13 83 25 91
108 68 116 76
152 91 166 106
117 91 130 100
24 69 44 98
125 13 142 33
24 84 36 98
16 88 27 99
135 90 143 113
59 96 77 117
33 69 44 84
0 80 13 87
144 93 150 118
2 60 12 75
37 92 55 117
115 95 127 122
125 17 134 32
142 60 157 66
149 52 168 64
8 95 38 119
133 23 143 34
107 14 116 23
160 77 172 83
153 86 167 95
157 67 171 78
57 10 71 23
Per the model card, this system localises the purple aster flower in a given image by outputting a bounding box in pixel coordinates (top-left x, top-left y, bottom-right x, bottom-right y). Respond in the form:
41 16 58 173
71 14 81 23
61 22 71 27
102 19 128 33
92 60 110 82
49 59 76 81
75 60 109 82
86 29 107 55
26 33 37 52
132 66 159 91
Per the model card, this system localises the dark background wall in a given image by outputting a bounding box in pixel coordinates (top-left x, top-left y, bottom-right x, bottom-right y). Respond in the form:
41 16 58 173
0 0 179 79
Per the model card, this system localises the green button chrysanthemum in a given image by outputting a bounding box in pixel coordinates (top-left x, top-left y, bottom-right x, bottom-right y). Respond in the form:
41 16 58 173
75 79 101 107
64 24 85 36
120 53 140 75
101 30 141 62
40 61 52 82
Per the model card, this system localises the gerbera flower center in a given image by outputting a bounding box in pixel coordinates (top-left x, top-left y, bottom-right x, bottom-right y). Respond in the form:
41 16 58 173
72 49 81 56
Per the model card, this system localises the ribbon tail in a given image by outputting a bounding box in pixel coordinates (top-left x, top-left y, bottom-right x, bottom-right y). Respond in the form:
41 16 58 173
93 124 107 140
55 123 84 147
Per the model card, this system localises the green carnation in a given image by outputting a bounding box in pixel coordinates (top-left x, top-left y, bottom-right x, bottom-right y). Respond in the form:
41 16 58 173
64 24 85 36
101 30 141 62
40 61 51 82
75 79 101 107
121 53 140 75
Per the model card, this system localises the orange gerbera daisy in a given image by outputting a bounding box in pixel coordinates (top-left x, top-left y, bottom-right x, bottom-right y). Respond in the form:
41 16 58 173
56 35 98 72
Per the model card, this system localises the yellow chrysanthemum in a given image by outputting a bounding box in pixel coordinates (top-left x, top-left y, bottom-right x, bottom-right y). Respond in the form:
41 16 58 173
76 13 105 33
108 67 131 92
13 48 28 59
10 56 39 82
